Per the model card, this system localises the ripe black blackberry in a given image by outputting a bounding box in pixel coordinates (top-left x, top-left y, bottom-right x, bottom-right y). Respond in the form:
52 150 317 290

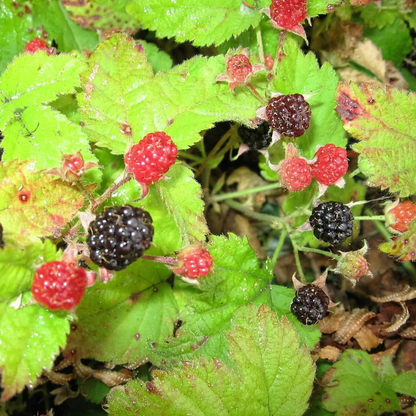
266 94 311 138
291 284 330 325
309 201 353 245
87 205 154 271
238 121 272 150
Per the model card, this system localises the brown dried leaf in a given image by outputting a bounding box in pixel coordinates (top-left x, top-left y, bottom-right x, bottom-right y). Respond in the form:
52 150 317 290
334 309 376 344
370 286 416 303
371 341 401 365
354 325 383 351
316 345 342 362
319 310 348 334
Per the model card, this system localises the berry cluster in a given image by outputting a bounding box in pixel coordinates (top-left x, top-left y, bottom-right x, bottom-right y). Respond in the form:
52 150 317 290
32 261 88 310
24 38 55 55
124 132 177 186
386 200 416 233
238 121 272 150
172 245 213 279
279 157 312 191
266 94 311 138
311 144 348 186
87 205 154 271
309 201 354 245
291 284 330 325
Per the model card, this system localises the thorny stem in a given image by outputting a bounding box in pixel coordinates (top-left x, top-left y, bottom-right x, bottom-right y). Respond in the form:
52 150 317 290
275 30 286 65
209 182 282 202
142 255 178 266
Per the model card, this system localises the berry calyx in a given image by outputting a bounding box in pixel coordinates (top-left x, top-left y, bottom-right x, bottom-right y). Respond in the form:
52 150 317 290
24 38 55 55
124 132 178 186
385 200 416 233
226 54 253 86
311 144 348 186
309 201 354 245
291 284 330 325
87 205 154 271
172 245 213 279
266 94 311 138
238 121 272 150
279 157 312 191
32 261 88 310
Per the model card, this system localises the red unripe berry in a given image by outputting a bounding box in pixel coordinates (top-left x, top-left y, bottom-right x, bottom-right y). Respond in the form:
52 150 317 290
172 245 213 279
387 201 416 233
24 38 50 54
279 157 312 191
226 54 253 84
264 54 274 70
311 144 348 186
32 261 88 310
270 0 307 31
124 132 178 186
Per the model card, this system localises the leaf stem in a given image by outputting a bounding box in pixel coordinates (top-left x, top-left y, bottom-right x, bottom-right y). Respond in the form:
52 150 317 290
293 243 306 282
270 228 288 268
256 26 265 63
209 182 282 202
246 82 267 104
297 246 341 261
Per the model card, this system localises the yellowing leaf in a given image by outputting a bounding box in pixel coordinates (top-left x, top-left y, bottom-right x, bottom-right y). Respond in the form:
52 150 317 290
0 160 86 245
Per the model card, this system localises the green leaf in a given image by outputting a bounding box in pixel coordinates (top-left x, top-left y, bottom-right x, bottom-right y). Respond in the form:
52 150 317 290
139 40 173 73
1 105 100 184
387 371 416 397
126 0 268 47
65 261 177 364
149 234 273 366
78 33 260 153
359 0 401 28
0 52 86 129
0 301 70 401
308 0 340 18
0 160 86 245
0 0 36 74
335 81 416 197
32 0 98 52
323 349 401 415
272 37 346 158
363 18 412 67
63 0 139 33
107 304 315 416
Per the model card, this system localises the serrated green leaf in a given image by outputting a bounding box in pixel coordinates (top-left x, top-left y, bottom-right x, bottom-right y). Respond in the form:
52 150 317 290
107 304 314 416
336 81 416 197
65 261 177 364
0 302 70 401
149 234 273 366
359 0 400 28
323 349 401 415
272 37 346 158
79 33 261 153
0 52 86 129
308 0 340 18
139 40 173 73
79 378 111 405
0 160 86 245
126 0 267 47
32 0 98 52
63 0 139 33
1 104 100 185
0 239 58 301
386 371 416 397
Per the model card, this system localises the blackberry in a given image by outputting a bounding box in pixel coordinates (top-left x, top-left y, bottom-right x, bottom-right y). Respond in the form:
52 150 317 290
309 201 353 245
291 284 330 325
266 94 311 138
87 205 154 271
238 121 272 150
